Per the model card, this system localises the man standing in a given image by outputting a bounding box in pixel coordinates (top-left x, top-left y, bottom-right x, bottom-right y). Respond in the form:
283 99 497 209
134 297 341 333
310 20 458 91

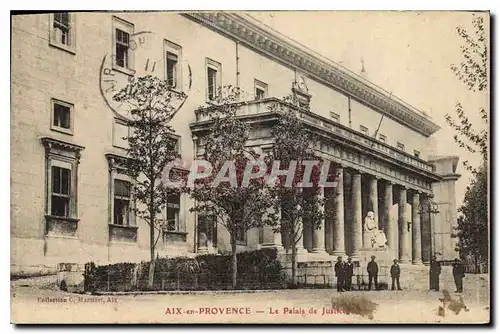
452 258 465 293
344 257 354 291
334 256 345 292
390 259 402 290
367 255 379 291
429 255 442 291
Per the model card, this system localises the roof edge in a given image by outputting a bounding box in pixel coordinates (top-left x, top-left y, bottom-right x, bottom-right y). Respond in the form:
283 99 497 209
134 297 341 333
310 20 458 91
183 12 441 137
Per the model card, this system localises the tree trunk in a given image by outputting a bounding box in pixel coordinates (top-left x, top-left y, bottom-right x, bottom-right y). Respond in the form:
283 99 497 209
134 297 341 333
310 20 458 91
148 259 155 289
291 242 297 287
231 233 237 289
148 220 155 289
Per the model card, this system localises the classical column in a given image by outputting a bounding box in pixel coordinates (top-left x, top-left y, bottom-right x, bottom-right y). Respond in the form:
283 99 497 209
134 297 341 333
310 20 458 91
398 186 411 263
303 217 313 251
384 181 398 252
332 167 346 257
351 171 363 260
369 176 379 227
412 192 423 264
421 194 432 264
262 204 284 251
325 187 334 253
312 187 327 254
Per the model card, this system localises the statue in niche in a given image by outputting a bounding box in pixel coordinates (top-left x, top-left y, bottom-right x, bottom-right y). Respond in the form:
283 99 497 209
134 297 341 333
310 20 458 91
364 211 387 248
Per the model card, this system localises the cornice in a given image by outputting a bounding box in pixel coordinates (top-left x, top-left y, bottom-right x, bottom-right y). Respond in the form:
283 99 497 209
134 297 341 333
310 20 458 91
105 153 130 172
41 137 85 153
183 12 441 137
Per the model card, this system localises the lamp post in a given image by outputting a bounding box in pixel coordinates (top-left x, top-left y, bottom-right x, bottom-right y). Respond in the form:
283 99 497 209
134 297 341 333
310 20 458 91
417 194 440 263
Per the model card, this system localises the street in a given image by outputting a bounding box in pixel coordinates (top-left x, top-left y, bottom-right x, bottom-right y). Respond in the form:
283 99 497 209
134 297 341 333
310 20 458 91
10 274 489 324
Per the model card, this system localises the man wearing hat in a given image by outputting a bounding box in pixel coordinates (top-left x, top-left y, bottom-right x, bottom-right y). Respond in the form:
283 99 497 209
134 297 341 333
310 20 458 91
452 258 465 293
343 257 354 291
390 259 402 290
429 255 441 291
334 256 345 292
367 255 379 291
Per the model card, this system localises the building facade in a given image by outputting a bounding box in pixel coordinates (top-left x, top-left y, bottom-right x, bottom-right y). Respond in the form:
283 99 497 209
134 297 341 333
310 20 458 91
11 12 460 273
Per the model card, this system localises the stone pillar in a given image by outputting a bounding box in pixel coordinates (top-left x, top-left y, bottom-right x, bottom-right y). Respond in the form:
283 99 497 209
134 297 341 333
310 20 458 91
261 227 284 251
332 167 346 257
411 192 422 264
398 187 411 263
262 205 284 251
421 194 432 264
303 218 313 251
312 187 327 254
351 171 363 260
325 188 334 253
369 176 379 227
384 181 397 252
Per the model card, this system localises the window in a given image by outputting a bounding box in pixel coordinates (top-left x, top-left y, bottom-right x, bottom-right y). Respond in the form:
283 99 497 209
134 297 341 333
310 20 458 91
106 154 138 242
379 134 387 143
113 179 131 225
236 227 246 244
51 99 73 134
112 17 134 73
54 13 70 45
206 58 221 101
49 13 75 53
168 135 181 158
164 40 182 89
330 112 340 123
414 150 421 158
198 214 217 248
166 52 178 87
51 166 71 217
113 118 130 149
42 137 84 236
397 142 405 151
166 194 181 231
115 29 130 68
255 87 265 100
207 67 217 100
254 79 268 100
360 125 369 136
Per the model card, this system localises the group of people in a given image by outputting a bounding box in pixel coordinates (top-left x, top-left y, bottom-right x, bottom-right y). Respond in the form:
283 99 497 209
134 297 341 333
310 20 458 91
334 255 402 291
430 256 466 293
334 255 467 293
334 256 355 291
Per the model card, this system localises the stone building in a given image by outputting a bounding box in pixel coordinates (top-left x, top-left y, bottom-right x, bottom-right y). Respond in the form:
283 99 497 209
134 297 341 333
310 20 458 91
11 12 460 275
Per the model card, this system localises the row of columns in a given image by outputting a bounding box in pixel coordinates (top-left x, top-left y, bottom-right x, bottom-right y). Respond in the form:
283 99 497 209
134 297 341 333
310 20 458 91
264 165 431 265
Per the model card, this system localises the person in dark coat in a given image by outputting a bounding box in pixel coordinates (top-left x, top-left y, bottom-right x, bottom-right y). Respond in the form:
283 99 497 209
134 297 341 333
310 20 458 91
367 255 379 291
334 256 345 292
452 258 465 293
343 257 354 291
429 255 441 291
390 259 402 290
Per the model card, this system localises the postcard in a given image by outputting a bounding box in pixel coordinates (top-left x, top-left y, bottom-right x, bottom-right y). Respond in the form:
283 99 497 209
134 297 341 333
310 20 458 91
10 10 490 324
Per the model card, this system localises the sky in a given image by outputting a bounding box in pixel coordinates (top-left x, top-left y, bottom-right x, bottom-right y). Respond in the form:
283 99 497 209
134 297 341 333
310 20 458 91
249 11 489 205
